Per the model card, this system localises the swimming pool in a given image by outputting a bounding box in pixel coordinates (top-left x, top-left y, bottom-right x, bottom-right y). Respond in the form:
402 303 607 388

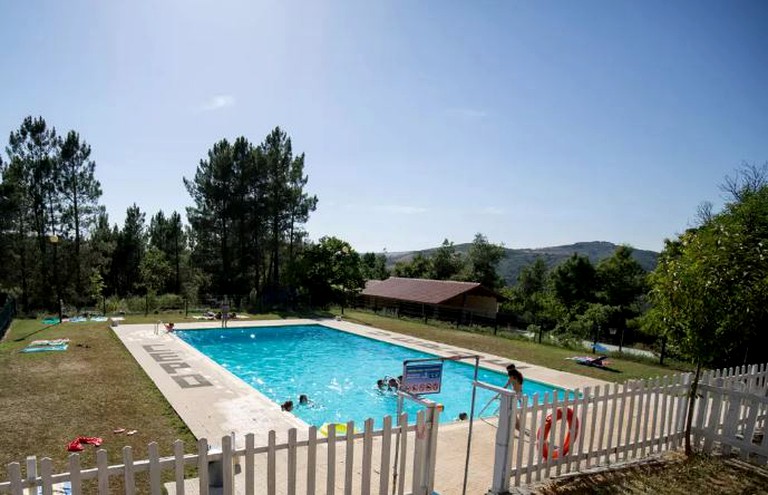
176 324 569 428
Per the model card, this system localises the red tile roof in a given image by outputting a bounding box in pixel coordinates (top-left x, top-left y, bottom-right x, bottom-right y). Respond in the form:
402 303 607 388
361 277 500 304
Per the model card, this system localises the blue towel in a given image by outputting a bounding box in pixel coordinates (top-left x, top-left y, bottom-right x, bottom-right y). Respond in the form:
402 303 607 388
38 481 72 494
22 344 68 353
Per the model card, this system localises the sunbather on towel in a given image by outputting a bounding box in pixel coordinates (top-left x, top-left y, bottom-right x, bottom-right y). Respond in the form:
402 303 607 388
568 355 609 367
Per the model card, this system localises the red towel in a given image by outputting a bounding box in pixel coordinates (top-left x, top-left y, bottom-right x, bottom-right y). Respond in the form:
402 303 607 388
66 436 103 452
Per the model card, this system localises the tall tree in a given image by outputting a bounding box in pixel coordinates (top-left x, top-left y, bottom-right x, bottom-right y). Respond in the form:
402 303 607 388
185 139 236 295
360 252 389 281
261 127 292 290
596 245 647 342
430 239 464 280
596 245 647 309
393 253 432 279
516 257 550 328
113 204 146 295
463 233 505 289
167 212 186 294
6 116 60 309
140 247 172 295
286 149 318 268
294 237 364 308
148 210 187 293
88 210 117 298
647 164 768 454
59 130 102 304
550 253 598 316
0 156 28 305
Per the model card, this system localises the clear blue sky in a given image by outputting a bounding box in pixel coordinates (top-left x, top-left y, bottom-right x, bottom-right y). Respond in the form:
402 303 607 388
2 1 766 253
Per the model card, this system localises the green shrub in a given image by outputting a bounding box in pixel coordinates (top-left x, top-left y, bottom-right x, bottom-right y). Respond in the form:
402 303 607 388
156 293 184 310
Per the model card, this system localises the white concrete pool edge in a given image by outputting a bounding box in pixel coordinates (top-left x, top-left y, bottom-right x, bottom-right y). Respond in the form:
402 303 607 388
322 318 608 392
113 317 608 449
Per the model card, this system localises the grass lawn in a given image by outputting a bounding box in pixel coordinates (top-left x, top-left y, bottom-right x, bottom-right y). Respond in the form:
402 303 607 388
0 317 200 488
335 309 691 382
536 452 768 494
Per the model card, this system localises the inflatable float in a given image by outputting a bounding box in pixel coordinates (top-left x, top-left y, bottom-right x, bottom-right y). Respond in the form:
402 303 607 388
320 423 358 437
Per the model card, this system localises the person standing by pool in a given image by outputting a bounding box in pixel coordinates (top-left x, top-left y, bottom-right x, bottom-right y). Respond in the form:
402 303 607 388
505 363 525 431
505 363 524 394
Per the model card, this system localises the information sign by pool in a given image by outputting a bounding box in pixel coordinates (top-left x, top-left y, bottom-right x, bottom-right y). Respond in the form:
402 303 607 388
401 361 443 395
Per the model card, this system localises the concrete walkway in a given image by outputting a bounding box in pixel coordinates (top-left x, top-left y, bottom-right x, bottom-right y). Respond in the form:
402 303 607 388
113 318 610 494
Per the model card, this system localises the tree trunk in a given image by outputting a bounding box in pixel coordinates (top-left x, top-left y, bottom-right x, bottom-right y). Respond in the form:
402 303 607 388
684 360 702 456
17 214 29 312
73 181 81 308
174 228 180 293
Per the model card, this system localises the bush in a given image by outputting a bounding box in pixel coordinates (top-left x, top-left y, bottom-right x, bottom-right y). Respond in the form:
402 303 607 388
156 293 184 310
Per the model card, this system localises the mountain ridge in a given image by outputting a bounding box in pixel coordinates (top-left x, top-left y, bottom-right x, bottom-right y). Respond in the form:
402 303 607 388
383 241 658 286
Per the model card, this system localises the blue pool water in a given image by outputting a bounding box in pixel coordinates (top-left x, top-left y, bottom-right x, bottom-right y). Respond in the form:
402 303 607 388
176 324 569 428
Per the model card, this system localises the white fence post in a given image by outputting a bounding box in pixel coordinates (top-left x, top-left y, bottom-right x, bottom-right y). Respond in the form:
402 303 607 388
488 390 515 495
413 401 441 495
24 456 37 495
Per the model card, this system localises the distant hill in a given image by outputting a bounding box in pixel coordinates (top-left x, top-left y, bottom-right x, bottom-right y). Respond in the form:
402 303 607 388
385 241 658 286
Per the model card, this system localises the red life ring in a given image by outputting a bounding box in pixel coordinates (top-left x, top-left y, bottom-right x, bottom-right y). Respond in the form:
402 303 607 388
537 407 579 460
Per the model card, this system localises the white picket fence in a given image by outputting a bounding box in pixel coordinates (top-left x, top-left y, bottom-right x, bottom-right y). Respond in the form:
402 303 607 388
486 363 768 494
0 407 440 495
692 364 768 461
4 364 767 495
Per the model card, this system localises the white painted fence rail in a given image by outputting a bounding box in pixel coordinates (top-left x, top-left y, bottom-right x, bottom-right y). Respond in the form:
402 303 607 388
0 409 440 495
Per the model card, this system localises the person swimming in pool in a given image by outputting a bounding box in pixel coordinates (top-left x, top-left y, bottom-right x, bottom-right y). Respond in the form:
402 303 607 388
281 400 294 412
387 376 400 391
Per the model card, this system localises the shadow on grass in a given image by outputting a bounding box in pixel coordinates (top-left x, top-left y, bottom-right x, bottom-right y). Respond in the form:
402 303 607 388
273 308 335 319
575 364 623 373
13 322 60 342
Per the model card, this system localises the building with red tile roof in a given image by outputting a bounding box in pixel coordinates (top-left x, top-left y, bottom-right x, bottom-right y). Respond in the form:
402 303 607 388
360 277 503 321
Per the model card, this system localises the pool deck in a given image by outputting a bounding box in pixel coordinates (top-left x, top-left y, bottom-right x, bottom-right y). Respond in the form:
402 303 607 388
113 318 609 494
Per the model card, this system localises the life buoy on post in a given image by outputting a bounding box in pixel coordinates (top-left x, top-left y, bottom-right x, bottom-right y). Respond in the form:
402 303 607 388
536 407 579 460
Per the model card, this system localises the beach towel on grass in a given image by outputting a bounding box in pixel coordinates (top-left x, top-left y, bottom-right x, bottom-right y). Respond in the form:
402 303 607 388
22 339 70 353
22 344 68 353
